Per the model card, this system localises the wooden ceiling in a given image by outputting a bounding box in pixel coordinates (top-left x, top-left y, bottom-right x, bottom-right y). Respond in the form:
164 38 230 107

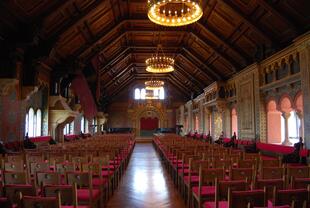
0 0 309 106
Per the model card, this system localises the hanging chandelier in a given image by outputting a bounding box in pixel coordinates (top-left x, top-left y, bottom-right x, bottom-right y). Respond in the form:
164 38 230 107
145 44 175 73
147 0 203 27
145 80 165 90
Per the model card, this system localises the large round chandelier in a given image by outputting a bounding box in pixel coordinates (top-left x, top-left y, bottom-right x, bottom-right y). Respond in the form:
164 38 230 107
145 56 174 73
147 0 203 27
145 44 175 73
145 80 165 90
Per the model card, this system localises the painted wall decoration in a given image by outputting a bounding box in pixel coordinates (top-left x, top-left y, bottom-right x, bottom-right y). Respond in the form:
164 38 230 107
0 86 22 142
213 110 223 140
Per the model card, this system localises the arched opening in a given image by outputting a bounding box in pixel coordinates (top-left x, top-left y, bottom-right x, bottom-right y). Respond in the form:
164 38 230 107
140 117 159 136
231 107 238 137
267 100 283 144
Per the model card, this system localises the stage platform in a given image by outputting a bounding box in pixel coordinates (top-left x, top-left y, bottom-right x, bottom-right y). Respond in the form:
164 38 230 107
135 136 153 143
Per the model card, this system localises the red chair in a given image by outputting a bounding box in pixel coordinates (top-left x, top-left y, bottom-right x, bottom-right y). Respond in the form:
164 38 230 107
0 197 11 208
254 177 285 201
21 194 61 208
291 177 310 189
260 167 285 179
203 179 248 208
192 167 224 208
4 184 36 206
228 188 267 208
66 171 100 207
230 167 255 182
272 187 308 208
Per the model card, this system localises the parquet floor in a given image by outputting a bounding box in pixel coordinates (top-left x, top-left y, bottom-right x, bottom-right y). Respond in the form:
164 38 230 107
106 143 186 208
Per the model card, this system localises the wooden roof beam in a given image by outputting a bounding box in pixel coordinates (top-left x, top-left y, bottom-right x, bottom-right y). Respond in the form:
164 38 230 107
217 0 278 47
181 47 222 80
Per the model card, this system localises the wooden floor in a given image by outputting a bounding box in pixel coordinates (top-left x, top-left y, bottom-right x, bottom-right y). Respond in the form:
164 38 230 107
106 143 186 208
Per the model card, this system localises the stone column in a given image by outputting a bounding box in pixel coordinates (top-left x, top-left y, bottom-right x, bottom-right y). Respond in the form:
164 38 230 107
282 112 292 146
180 105 184 126
297 33 310 148
199 101 204 133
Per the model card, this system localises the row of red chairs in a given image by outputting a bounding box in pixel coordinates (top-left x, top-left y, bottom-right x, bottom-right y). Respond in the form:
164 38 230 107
153 134 310 208
0 134 135 208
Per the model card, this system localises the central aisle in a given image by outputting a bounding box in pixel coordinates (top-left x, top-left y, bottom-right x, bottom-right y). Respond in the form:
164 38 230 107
106 143 186 208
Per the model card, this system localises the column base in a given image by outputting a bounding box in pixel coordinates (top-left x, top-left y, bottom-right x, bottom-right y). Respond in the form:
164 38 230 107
282 140 292 146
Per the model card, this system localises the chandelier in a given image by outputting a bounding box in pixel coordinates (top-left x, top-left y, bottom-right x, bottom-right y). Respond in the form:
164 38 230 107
145 44 175 73
145 80 165 90
147 0 203 27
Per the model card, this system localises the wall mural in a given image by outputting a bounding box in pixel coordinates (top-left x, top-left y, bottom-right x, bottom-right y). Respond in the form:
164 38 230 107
0 86 21 142
213 110 223 139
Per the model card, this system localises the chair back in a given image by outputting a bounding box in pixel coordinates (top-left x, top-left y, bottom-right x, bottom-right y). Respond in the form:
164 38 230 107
4 161 24 172
273 187 308 208
230 167 254 182
261 167 284 179
200 167 224 186
287 166 309 179
36 172 61 187
291 177 310 189
22 195 61 208
255 177 285 200
228 188 266 208
4 184 36 204
216 179 248 202
66 172 91 188
55 163 77 174
43 184 77 206
4 172 27 185
30 162 50 175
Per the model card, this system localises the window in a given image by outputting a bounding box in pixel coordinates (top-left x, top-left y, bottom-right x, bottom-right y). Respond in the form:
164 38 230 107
134 89 140 99
159 88 165 99
25 108 42 137
28 108 34 137
63 122 74 135
81 116 88 133
81 116 84 133
36 109 42 137
92 118 97 132
134 87 165 100
141 89 146 100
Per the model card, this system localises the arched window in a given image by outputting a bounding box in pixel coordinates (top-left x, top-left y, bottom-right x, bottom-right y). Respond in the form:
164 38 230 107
288 110 301 143
36 109 42 137
81 116 85 133
141 89 146 99
25 113 29 136
134 88 140 100
231 108 238 136
159 88 165 99
28 108 34 137
85 119 89 133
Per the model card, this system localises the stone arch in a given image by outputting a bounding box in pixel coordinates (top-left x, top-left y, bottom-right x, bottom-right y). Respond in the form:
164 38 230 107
130 105 168 136
279 95 293 113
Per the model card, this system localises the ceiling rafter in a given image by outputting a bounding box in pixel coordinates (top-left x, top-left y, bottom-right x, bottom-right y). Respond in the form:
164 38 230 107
217 0 278 47
98 50 214 89
189 32 238 72
109 75 135 97
181 47 222 80
41 0 106 40
174 63 207 89
256 0 298 34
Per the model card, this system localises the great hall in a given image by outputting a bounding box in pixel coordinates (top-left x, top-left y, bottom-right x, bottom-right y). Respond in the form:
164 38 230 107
0 0 310 207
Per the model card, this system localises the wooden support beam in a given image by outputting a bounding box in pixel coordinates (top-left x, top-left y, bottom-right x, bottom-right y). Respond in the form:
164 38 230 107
217 0 278 46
